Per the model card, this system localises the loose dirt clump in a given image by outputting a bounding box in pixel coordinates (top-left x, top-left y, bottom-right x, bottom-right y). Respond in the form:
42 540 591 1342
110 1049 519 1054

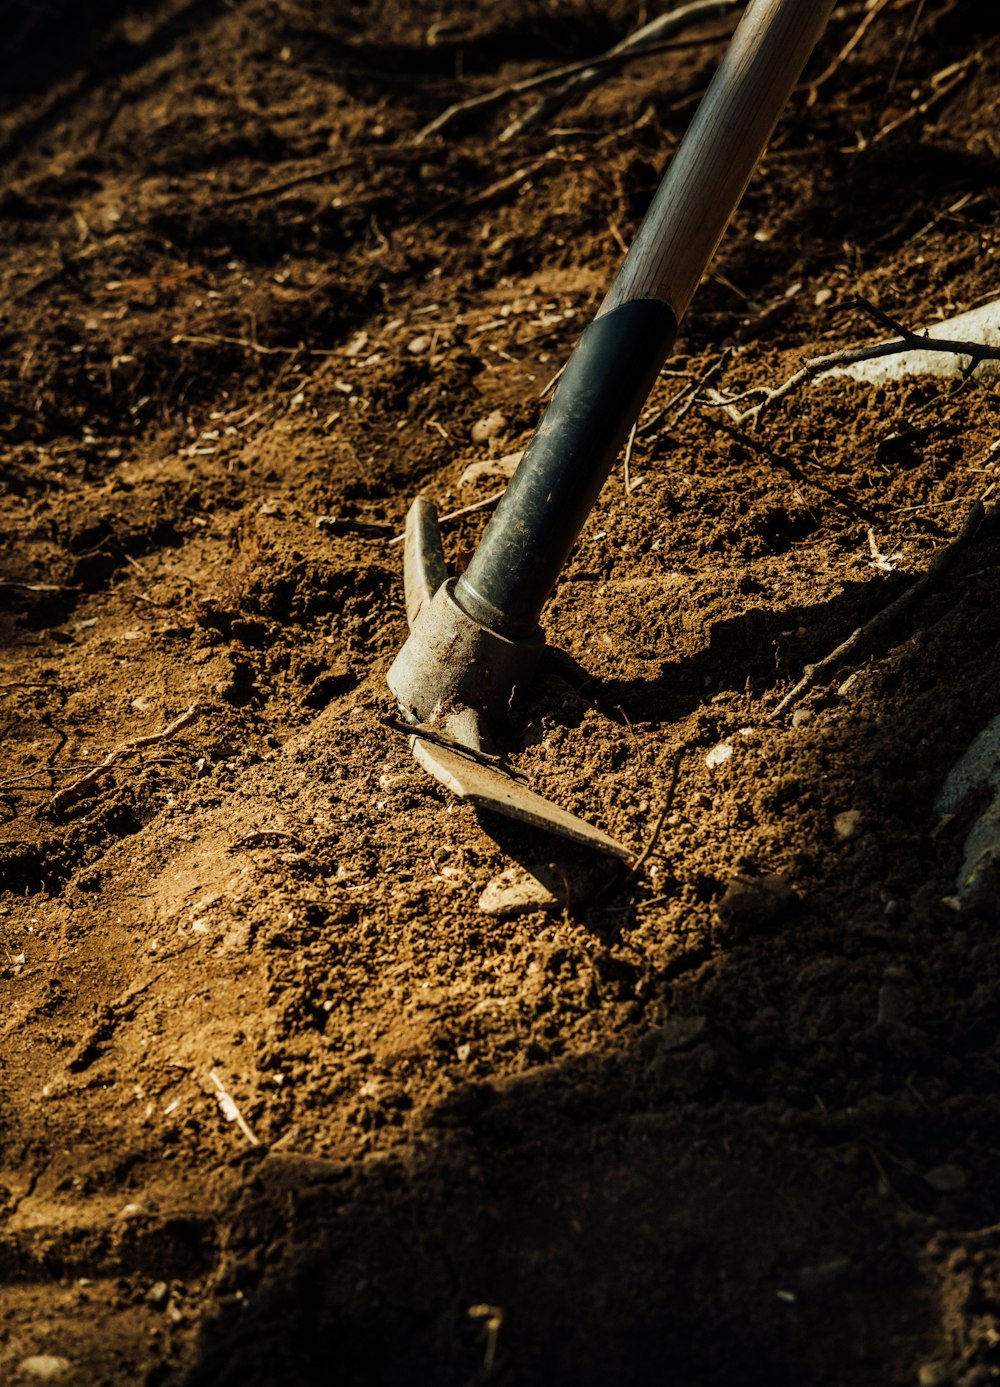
2 2 1000 1384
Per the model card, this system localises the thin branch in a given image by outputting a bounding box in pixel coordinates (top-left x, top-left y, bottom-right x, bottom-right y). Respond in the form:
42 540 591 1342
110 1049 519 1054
623 420 639 495
500 0 740 143
388 490 505 546
869 52 979 147
209 1070 261 1146
805 0 896 104
771 499 993 718
416 1 739 144
51 704 200 813
170 333 335 358
0 580 69 592
631 751 683 880
884 0 927 106
722 297 1000 428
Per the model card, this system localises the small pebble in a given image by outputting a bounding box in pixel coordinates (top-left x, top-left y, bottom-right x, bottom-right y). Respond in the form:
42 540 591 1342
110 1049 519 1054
478 861 605 918
917 1363 948 1387
923 1163 967 1193
876 983 910 1025
882 964 912 983
658 1015 707 1051
471 409 507 443
834 809 861 839
458 451 522 487
791 707 813 727
407 334 432 355
17 1358 72 1382
705 742 733 768
715 873 797 937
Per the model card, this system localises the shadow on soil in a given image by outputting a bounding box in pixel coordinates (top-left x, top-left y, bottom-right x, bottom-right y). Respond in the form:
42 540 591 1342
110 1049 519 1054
179 980 1000 1387
180 535 1000 1386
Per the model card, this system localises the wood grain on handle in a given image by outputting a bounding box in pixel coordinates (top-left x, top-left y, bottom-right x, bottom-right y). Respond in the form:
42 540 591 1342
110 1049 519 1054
599 0 836 322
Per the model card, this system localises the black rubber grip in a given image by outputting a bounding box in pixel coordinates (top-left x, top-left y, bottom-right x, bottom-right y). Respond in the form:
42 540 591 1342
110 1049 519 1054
454 298 677 639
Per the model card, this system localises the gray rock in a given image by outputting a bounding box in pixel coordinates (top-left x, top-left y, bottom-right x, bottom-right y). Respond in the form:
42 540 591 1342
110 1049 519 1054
478 861 607 917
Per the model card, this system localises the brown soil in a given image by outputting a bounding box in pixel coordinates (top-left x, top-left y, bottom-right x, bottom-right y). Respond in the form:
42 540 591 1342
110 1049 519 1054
2 2 1000 1384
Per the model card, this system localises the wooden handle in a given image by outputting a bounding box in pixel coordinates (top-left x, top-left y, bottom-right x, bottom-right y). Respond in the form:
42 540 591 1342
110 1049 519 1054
600 0 835 322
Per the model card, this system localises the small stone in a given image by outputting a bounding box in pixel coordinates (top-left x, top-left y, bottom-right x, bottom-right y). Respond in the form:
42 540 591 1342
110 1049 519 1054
876 983 910 1025
705 741 733 768
458 451 522 487
147 1281 169 1307
923 1163 967 1193
791 707 813 727
17 1358 72 1382
658 1015 708 1051
715 873 797 937
649 1042 719 1094
917 1363 949 1387
814 287 833 307
378 770 411 792
478 861 606 918
428 1081 495 1126
407 334 432 355
834 809 861 839
470 409 507 444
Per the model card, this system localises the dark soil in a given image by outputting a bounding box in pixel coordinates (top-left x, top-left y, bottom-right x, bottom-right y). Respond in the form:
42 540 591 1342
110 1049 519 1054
2 2 1000 1384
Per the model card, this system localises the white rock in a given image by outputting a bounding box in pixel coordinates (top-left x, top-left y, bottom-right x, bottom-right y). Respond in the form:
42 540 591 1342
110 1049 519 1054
18 1357 72 1382
471 409 507 443
705 742 733 768
407 334 432 355
818 297 1000 385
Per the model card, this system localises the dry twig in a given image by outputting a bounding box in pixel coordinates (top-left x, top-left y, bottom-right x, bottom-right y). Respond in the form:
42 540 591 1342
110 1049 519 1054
771 499 994 718
51 703 200 813
388 490 505 545
209 1070 261 1146
629 751 683 882
623 420 640 495
171 332 335 358
416 0 739 144
805 0 896 104
500 0 740 142
718 298 1000 428
870 52 978 146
